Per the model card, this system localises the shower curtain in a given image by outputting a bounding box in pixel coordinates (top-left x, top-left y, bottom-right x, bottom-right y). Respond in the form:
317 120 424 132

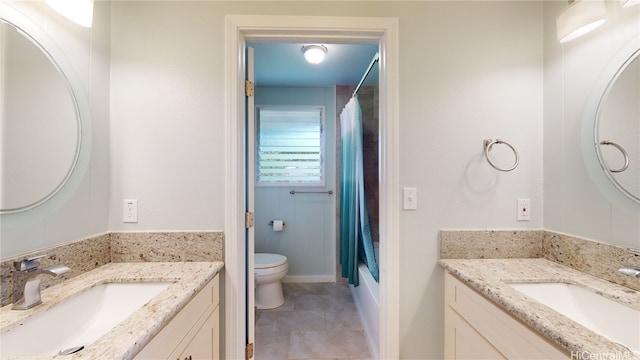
340 97 379 286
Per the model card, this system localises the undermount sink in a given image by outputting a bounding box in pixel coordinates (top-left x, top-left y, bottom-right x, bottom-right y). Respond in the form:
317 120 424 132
0 281 172 358
509 282 640 354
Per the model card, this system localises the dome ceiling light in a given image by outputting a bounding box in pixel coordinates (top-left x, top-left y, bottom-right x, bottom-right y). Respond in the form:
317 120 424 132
302 45 328 64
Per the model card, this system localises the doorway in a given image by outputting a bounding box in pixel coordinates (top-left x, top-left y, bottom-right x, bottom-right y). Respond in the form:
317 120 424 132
250 42 378 359
224 14 400 360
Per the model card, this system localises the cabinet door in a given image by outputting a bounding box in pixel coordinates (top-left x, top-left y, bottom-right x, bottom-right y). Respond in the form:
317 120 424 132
449 308 506 360
444 272 569 360
176 306 219 360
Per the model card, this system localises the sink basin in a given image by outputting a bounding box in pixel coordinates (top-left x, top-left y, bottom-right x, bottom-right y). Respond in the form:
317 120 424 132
0 281 171 358
509 282 640 353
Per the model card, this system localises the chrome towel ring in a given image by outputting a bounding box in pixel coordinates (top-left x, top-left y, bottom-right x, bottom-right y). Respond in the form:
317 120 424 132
599 140 629 173
483 139 519 172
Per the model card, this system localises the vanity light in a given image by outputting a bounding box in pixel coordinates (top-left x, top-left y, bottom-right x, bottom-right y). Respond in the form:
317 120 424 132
621 0 640 7
46 0 94 28
556 0 606 43
302 45 328 64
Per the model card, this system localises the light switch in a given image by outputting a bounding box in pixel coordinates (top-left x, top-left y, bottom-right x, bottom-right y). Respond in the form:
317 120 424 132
403 187 418 210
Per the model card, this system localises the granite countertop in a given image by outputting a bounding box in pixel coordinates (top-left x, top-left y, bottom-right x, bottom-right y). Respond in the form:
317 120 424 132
439 258 640 359
0 261 224 360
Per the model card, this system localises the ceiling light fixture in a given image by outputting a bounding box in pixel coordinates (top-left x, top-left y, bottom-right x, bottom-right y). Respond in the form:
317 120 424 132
302 45 328 64
621 0 640 7
46 0 94 28
556 0 606 43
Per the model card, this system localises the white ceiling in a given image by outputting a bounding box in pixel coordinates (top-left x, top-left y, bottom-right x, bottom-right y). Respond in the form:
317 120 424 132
251 42 379 87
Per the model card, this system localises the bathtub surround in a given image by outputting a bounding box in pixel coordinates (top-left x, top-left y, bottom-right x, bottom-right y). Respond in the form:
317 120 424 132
0 231 223 307
350 261 380 359
440 230 640 292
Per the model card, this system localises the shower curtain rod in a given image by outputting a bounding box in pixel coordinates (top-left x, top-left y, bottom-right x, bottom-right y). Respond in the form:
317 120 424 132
352 52 380 97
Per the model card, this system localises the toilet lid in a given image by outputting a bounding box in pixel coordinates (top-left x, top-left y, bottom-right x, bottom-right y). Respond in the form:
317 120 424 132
255 253 287 269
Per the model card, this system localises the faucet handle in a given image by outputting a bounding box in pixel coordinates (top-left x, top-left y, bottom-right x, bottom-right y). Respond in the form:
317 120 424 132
13 255 46 271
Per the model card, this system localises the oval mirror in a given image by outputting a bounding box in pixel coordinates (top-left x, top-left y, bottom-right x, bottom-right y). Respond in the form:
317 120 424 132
583 36 640 208
595 51 639 203
1 20 80 213
0 5 91 217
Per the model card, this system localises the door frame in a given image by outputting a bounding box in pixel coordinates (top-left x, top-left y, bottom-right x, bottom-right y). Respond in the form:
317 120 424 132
224 14 400 359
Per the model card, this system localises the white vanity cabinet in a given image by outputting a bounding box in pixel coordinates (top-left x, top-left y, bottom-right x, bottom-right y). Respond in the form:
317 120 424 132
135 274 220 360
444 272 569 359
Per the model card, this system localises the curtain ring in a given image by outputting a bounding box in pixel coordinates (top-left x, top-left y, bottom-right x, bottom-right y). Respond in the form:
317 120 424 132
599 140 630 173
483 139 519 172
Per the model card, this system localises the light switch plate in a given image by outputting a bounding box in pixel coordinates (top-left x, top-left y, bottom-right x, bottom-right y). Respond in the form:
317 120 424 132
403 187 418 210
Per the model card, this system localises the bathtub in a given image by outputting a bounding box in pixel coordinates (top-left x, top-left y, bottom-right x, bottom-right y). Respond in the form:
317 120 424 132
349 251 379 359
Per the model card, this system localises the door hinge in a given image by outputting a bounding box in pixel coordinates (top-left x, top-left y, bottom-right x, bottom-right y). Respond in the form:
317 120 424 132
245 212 254 228
245 342 254 359
245 80 254 97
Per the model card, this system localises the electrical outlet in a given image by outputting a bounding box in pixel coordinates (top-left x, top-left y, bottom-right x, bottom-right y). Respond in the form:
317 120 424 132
517 198 530 221
123 199 138 223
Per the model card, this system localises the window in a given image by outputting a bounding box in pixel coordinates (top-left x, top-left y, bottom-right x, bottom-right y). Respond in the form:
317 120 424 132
256 106 324 185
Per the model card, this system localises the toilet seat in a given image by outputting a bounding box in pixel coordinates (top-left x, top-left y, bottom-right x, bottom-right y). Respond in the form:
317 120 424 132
255 253 287 269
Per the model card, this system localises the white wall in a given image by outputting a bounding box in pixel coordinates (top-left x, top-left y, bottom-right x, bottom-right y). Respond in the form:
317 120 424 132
254 86 337 281
110 2 544 358
109 1 224 230
543 1 640 249
0 0 110 258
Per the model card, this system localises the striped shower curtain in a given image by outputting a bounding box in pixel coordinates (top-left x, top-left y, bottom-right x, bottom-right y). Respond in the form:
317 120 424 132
339 97 379 286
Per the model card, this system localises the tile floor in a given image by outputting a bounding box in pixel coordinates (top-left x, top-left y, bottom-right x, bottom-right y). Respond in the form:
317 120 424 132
255 282 372 360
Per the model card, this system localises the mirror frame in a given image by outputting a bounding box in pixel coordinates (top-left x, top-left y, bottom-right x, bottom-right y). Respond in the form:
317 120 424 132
582 34 640 211
0 4 92 223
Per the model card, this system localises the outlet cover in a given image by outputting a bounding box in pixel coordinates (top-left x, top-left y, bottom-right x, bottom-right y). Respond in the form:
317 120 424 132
517 198 530 221
124 199 138 223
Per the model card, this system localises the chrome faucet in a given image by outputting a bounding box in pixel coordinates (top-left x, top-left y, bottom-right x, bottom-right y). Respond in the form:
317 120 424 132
618 267 640 278
12 255 70 310
618 248 640 278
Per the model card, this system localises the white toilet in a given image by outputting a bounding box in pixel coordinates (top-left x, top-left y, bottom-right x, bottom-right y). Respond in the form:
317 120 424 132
254 253 288 309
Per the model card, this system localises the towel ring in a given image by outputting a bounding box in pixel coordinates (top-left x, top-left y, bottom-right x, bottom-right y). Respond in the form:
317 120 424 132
599 140 629 173
483 139 519 172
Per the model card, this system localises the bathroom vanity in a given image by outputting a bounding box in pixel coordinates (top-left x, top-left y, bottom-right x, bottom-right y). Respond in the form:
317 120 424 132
444 271 568 359
441 259 640 360
0 261 223 360
135 271 220 359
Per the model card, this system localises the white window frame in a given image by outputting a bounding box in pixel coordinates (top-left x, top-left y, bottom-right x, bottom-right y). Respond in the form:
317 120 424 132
255 105 326 187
